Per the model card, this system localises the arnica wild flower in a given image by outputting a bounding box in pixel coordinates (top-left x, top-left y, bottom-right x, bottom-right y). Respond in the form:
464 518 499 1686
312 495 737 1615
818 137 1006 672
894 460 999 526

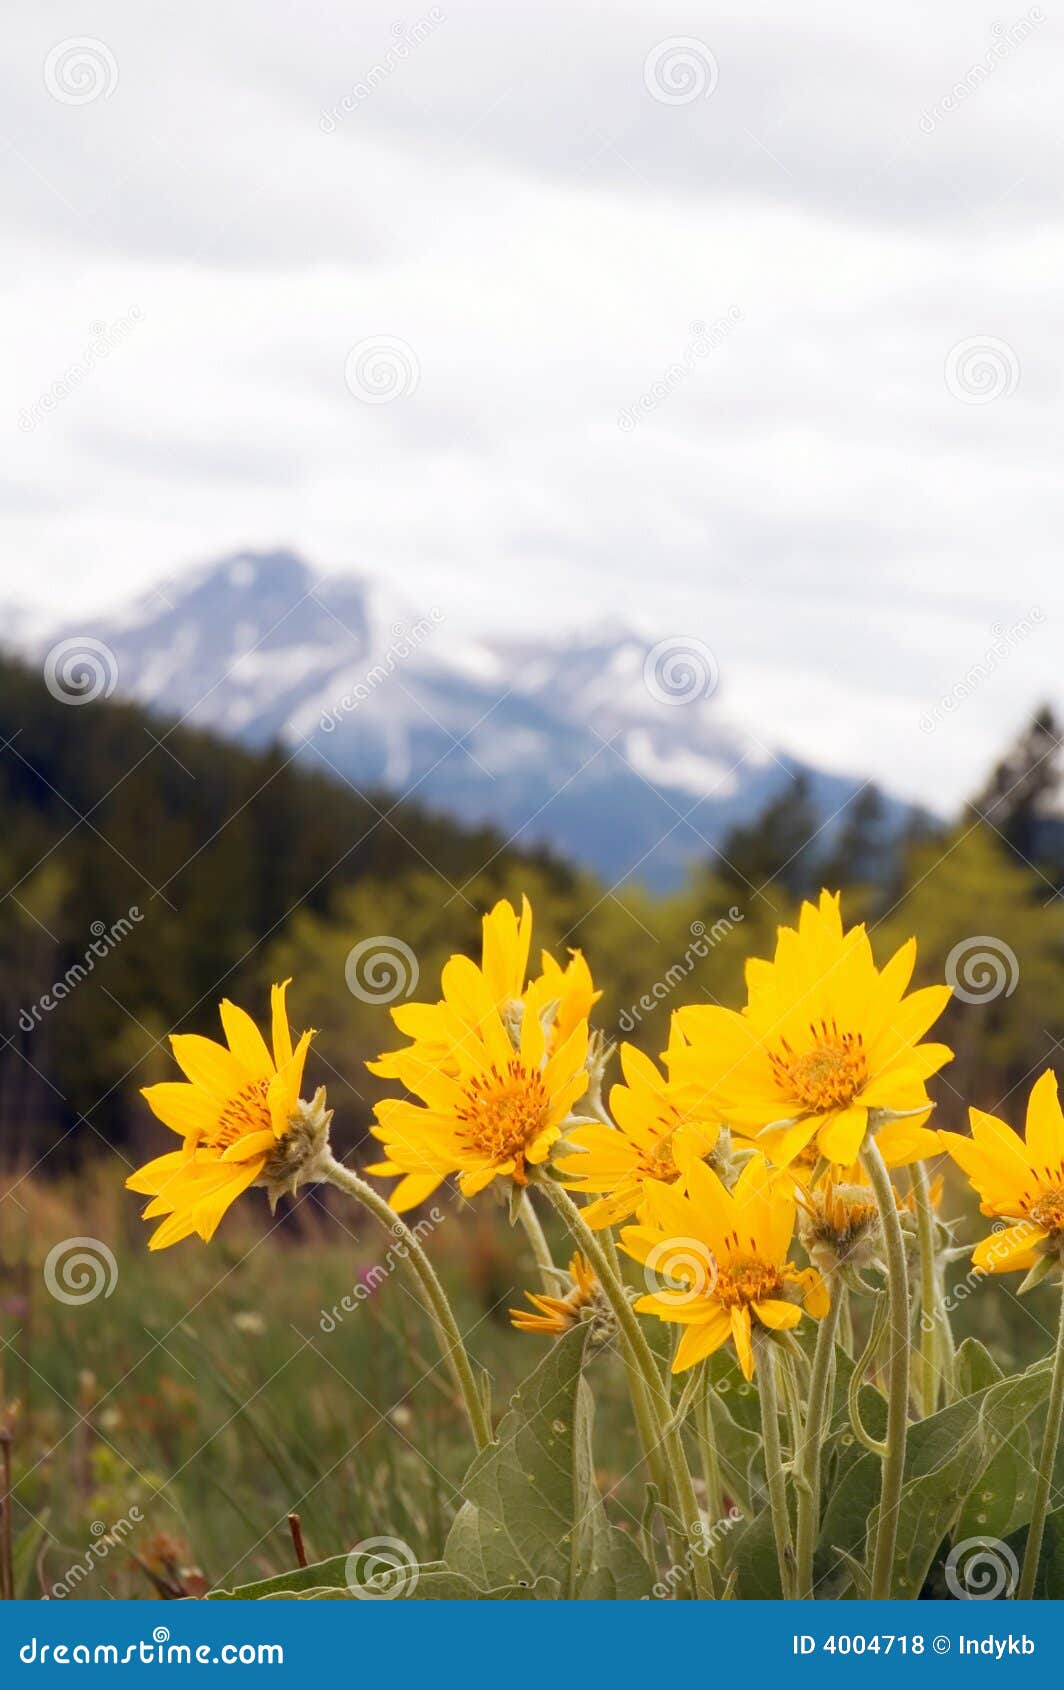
795 1161 943 1275
509 1251 601 1335
556 1028 720 1229
620 1154 828 1378
668 890 952 1169
367 896 598 1090
127 982 313 1249
367 931 591 1212
938 1069 1064 1275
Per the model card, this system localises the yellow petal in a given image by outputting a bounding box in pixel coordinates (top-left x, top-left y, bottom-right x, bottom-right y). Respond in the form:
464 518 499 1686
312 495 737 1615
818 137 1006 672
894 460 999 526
271 980 294 1071
169 1034 246 1102
141 1082 218 1138
671 1309 732 1372
753 1298 801 1331
219 999 275 1080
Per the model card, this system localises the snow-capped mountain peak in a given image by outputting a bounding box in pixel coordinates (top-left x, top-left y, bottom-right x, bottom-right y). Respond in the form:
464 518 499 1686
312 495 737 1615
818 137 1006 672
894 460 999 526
21 550 892 888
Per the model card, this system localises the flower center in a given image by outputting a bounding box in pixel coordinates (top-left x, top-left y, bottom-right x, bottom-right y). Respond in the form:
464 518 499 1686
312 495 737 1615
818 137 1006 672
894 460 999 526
204 1080 273 1152
714 1253 785 1308
1029 1187 1064 1234
456 1059 551 1180
770 1023 867 1112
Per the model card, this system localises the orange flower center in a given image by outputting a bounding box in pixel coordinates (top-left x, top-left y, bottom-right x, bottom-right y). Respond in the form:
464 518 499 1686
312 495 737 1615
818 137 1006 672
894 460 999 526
637 1117 681 1182
205 1080 273 1151
1029 1187 1064 1233
770 1023 867 1112
456 1059 551 1181
714 1253 785 1309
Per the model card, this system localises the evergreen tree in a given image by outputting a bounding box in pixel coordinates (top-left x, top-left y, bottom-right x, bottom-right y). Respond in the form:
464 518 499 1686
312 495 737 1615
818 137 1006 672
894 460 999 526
969 704 1062 865
717 772 821 900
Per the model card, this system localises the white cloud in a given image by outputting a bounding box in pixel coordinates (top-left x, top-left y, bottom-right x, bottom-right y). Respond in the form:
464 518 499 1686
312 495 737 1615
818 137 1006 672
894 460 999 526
1 0 1060 813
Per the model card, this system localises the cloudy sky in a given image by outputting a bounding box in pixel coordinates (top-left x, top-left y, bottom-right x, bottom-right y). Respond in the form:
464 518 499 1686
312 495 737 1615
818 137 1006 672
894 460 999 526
3 1 1060 811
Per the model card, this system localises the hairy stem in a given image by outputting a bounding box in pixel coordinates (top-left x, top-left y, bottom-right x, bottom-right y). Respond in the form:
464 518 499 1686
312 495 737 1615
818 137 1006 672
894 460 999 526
795 1284 841 1599
860 1132 910 1600
755 1332 796 1600
542 1178 716 1599
1018 1277 1064 1600
910 1160 953 1410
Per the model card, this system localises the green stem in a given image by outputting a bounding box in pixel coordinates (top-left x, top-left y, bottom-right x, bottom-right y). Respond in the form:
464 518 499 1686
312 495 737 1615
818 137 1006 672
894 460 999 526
755 1331 796 1600
600 1228 672 1507
910 1160 954 1410
1018 1277 1064 1600
795 1284 842 1600
541 1178 716 1600
860 1132 910 1600
316 1153 492 1452
517 1191 556 1293
696 1363 725 1529
838 1285 854 1358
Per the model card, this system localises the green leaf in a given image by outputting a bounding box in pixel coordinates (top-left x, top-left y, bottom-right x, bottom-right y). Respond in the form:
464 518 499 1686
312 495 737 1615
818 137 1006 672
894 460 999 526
726 1505 782 1599
209 1556 560 1601
1005 1505 1064 1598
818 1356 1051 1598
207 1555 352 1600
443 1324 653 1598
953 1337 1003 1396
13 1514 49 1600
955 1424 1034 1543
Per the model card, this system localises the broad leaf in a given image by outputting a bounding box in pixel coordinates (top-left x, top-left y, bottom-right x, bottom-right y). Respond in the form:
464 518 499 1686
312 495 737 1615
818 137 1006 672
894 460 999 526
818 1357 1051 1598
444 1324 653 1598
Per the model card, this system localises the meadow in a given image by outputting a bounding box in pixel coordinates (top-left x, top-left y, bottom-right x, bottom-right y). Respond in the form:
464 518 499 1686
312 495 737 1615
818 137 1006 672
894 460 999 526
1 1148 1059 1601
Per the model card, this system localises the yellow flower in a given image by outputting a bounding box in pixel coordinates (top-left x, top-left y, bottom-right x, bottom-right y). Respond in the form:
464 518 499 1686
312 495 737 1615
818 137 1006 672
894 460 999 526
127 982 313 1250
554 1032 720 1229
938 1070 1064 1275
367 957 590 1212
368 897 599 1087
510 1252 599 1335
620 1153 828 1378
669 890 952 1170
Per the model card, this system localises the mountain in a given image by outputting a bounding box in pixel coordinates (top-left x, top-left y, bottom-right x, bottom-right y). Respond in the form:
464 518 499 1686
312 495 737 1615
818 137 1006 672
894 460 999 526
17 550 915 889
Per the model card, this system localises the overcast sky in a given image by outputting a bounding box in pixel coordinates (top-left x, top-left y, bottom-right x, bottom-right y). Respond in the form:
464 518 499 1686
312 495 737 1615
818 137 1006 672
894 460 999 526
3 1 1061 811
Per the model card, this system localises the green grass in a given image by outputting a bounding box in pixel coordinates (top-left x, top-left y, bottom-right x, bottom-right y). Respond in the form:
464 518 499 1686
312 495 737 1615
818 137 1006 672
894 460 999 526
0 1166 599 1599
2 1161 1050 1599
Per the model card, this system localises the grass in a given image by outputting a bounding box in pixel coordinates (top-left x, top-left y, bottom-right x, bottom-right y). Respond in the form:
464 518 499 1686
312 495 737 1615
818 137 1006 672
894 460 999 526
0 1160 1054 1599
0 1164 597 1599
